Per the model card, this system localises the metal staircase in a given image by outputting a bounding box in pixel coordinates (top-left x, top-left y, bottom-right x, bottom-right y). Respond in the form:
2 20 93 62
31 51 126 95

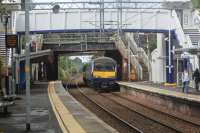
184 10 200 46
137 48 149 81
172 10 193 48
124 33 149 81
173 10 198 71
184 28 200 46
113 34 143 80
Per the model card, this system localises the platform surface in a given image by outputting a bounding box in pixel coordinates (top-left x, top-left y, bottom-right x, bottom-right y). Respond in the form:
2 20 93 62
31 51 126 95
0 83 62 133
49 81 117 133
118 81 200 103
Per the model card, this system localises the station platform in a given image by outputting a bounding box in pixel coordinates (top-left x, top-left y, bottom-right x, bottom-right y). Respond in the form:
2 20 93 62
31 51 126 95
118 81 200 102
48 81 117 133
0 82 62 133
0 81 117 133
117 81 200 126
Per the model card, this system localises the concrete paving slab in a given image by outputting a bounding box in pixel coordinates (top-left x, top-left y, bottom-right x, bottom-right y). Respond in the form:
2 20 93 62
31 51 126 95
0 83 62 133
54 83 117 133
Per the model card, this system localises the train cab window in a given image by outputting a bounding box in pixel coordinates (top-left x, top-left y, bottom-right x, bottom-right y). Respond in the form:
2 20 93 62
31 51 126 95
94 63 115 71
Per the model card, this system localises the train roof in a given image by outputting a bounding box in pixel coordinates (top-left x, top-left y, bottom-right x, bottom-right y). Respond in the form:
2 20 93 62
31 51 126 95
93 57 116 64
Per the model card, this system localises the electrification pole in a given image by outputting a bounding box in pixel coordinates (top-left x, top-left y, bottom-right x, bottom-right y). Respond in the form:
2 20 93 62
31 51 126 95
128 39 131 81
147 35 151 81
100 0 104 41
117 0 120 37
25 0 31 131
4 16 9 97
168 10 172 83
12 48 16 97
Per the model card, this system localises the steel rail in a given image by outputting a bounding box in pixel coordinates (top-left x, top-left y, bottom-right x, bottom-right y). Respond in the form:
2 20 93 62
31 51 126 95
76 87 143 133
99 92 182 133
112 92 200 128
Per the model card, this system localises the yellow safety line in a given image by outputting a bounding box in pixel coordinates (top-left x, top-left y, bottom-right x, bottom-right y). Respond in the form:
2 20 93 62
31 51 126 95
48 84 69 133
48 82 86 133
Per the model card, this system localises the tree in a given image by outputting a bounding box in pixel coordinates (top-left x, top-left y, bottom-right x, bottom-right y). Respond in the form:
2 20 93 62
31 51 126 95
0 0 18 18
192 0 200 9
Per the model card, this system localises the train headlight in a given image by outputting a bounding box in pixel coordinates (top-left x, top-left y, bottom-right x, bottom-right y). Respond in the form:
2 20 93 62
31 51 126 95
94 75 100 78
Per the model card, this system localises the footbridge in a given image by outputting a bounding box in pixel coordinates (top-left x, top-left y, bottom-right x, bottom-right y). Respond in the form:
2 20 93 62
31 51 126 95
12 0 195 83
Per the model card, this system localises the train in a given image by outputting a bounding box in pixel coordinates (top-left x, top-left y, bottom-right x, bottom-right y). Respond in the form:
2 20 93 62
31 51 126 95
83 57 117 89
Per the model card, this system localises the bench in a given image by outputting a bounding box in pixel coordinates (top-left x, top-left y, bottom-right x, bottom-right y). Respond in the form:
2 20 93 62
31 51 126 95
0 101 14 114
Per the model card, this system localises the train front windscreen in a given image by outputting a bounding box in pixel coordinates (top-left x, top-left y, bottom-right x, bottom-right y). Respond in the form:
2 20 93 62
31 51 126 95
94 63 115 71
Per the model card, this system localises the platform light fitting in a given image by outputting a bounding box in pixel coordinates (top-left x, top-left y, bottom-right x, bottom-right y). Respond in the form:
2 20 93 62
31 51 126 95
52 5 60 14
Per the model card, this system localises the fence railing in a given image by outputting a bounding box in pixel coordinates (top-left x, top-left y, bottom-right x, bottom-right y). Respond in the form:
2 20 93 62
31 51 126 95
43 36 113 44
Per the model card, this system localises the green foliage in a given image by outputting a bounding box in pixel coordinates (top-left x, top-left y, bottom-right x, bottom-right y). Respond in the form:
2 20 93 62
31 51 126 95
192 0 200 9
58 56 83 82
0 0 16 16
143 40 157 54
82 63 89 72
149 42 157 53
72 57 83 72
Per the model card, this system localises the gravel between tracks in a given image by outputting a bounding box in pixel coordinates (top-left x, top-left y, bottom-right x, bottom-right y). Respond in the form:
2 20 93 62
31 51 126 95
69 87 199 133
110 93 200 133
69 88 140 133
81 88 178 133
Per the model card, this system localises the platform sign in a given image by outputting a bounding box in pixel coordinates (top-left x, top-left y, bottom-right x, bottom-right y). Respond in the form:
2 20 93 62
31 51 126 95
6 34 18 48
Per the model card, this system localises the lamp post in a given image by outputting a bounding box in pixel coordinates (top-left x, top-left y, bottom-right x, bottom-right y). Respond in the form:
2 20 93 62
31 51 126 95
128 38 131 81
3 15 10 97
168 10 173 83
25 0 31 131
146 34 151 81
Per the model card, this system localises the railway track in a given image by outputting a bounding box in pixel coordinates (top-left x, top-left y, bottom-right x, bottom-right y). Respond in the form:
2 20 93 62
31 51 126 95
100 92 200 133
69 87 142 133
110 92 200 133
79 88 180 133
68 85 199 133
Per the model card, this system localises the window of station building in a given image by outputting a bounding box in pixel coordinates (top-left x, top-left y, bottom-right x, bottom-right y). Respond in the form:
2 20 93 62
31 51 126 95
184 14 189 25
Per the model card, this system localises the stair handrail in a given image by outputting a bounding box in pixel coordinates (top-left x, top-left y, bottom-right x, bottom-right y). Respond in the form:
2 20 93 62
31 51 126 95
131 54 143 80
137 47 150 71
125 33 149 71
112 34 143 80
120 37 143 80
124 33 138 54
112 35 128 58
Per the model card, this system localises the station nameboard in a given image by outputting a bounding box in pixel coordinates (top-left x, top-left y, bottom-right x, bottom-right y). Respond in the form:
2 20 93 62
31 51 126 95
6 34 18 48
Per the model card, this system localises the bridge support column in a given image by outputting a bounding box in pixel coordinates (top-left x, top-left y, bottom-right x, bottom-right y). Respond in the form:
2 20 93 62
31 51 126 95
46 55 58 81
